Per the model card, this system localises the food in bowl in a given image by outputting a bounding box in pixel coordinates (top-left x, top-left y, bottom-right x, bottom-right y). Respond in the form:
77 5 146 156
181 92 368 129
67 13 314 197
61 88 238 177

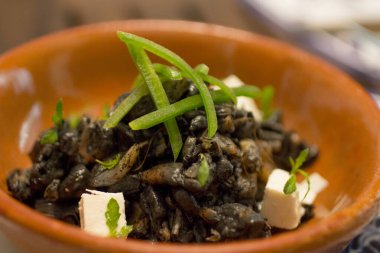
6 32 327 242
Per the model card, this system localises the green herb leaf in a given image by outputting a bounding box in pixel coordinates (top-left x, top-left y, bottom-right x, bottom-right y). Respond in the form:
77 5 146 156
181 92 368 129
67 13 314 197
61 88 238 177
105 198 121 237
283 174 297 194
260 86 275 120
102 104 111 120
298 170 311 200
68 114 80 129
117 31 217 138
283 148 311 197
40 129 58 144
289 157 295 169
129 86 261 130
96 153 121 170
127 45 183 161
118 225 133 238
52 99 63 127
197 154 210 187
293 148 309 173
41 99 64 144
105 198 133 238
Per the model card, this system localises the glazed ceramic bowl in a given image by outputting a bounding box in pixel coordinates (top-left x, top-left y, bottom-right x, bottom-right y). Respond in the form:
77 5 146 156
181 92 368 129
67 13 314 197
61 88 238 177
0 20 380 253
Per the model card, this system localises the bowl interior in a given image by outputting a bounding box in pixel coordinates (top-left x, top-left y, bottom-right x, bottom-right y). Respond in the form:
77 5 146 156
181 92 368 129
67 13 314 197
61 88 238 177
0 21 380 252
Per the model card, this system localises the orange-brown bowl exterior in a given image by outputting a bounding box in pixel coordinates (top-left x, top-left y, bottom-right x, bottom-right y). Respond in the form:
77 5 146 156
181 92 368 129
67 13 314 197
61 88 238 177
0 20 380 253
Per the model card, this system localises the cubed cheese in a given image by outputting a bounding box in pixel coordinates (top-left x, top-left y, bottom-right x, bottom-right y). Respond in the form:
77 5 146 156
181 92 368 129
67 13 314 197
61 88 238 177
223 75 263 122
79 190 126 237
260 169 304 229
297 172 328 205
222 75 245 88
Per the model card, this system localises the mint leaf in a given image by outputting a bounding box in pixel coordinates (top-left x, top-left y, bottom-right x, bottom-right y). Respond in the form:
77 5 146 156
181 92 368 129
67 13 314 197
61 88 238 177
283 174 297 194
197 154 210 187
40 129 58 144
96 153 121 170
105 198 121 237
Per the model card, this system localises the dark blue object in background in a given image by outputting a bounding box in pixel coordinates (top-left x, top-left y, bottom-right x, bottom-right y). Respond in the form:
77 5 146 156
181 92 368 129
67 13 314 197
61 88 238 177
241 0 380 94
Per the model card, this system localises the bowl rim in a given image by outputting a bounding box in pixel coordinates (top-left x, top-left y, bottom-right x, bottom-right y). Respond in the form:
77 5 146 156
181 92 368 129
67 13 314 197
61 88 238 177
1 19 380 253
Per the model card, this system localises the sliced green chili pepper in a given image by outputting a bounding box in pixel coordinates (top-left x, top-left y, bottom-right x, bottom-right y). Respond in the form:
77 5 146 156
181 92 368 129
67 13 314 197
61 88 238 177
198 73 237 104
129 86 260 130
194 64 210 75
153 63 182 81
133 63 182 88
103 83 149 129
128 45 182 160
117 31 217 138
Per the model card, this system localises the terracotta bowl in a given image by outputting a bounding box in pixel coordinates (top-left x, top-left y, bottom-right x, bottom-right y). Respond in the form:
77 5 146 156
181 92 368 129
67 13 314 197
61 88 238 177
0 20 380 253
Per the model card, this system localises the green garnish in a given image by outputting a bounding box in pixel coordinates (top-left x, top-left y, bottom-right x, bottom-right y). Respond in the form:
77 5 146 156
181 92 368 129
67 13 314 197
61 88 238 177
260 86 275 120
109 64 182 130
40 129 58 144
197 154 210 187
68 114 80 129
129 86 261 130
194 64 210 75
298 170 310 200
105 198 120 236
283 174 297 195
105 32 273 161
153 63 182 81
52 99 63 127
118 224 134 238
102 104 111 120
128 45 183 160
117 31 218 138
103 83 149 129
96 153 121 170
132 74 144 88
105 198 133 238
283 148 311 200
198 73 237 104
193 63 237 103
40 99 64 144
132 64 182 88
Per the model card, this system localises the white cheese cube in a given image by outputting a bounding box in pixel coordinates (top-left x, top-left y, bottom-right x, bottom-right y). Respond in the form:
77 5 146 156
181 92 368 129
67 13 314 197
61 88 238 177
79 190 126 237
237 97 263 122
261 169 304 229
223 75 263 122
222 74 245 88
298 172 329 205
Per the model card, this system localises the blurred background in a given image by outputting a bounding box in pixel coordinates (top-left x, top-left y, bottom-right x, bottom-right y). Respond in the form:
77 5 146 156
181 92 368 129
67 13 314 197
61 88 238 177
0 0 268 52
0 1 380 252
1 0 380 92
